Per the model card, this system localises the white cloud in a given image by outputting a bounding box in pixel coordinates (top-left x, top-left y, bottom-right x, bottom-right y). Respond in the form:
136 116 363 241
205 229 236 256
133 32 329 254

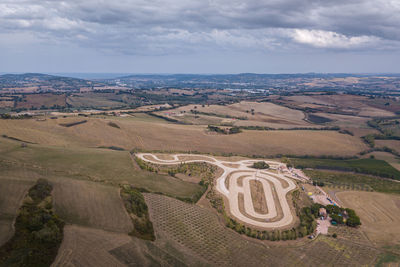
291 29 380 49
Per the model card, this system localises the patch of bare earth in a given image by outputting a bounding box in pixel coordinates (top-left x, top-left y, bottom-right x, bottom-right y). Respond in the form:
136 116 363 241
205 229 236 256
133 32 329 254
249 180 268 214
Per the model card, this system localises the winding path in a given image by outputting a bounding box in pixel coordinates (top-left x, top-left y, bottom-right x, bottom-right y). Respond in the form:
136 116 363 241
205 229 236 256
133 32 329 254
136 153 299 229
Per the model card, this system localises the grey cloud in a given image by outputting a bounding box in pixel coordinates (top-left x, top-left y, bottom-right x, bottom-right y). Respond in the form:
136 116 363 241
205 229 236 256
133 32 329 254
0 0 399 55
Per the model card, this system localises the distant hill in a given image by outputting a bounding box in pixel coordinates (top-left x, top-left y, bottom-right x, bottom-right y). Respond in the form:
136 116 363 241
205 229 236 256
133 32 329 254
0 73 96 93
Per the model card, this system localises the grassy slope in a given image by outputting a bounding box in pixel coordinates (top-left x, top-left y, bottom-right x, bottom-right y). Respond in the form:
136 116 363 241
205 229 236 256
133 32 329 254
0 138 203 200
0 117 366 157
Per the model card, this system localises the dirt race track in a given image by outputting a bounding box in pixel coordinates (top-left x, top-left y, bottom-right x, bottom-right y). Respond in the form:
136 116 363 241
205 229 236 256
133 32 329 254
137 153 300 229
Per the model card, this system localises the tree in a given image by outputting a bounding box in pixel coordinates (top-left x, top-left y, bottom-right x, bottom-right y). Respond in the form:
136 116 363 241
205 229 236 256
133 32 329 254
346 215 361 227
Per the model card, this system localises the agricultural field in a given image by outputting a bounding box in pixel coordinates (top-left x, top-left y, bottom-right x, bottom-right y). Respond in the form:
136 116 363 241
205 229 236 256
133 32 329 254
0 117 367 157
304 170 400 194
145 193 380 266
363 151 400 171
0 138 204 200
0 178 35 246
1 85 400 266
376 140 400 153
336 191 400 246
66 92 131 109
15 93 67 109
154 101 316 128
52 179 133 233
291 157 400 180
279 94 396 117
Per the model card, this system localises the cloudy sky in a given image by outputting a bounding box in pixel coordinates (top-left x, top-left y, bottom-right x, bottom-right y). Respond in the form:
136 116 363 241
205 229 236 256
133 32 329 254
1 0 400 73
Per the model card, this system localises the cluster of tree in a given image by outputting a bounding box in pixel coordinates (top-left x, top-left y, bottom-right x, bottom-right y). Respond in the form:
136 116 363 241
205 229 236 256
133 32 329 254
134 156 210 203
311 203 361 227
312 181 325 186
107 121 120 129
206 189 317 242
223 204 316 241
338 129 354 136
251 161 270 169
135 156 158 172
148 112 189 124
120 185 155 241
59 120 87 127
237 125 340 131
0 113 32 119
190 110 248 120
207 125 242 135
0 179 64 266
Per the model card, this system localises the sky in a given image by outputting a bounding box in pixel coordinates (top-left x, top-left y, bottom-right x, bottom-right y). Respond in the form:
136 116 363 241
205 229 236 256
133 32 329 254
1 0 400 74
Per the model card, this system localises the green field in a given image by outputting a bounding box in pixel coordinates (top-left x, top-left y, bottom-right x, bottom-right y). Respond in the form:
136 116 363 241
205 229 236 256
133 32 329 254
0 137 204 200
291 157 400 180
304 170 400 194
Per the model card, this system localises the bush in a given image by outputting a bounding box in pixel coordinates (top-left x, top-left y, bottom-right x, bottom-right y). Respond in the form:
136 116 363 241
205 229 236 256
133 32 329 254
121 186 155 241
107 121 120 129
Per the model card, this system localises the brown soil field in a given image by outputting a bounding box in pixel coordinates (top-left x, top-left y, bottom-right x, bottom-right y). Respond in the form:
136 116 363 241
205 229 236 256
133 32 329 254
336 191 400 246
0 118 367 157
249 180 268 214
285 94 395 118
156 101 315 128
16 93 66 109
52 179 133 233
341 127 380 138
314 112 370 128
0 100 13 108
376 140 400 153
55 224 197 266
237 193 280 224
52 225 131 267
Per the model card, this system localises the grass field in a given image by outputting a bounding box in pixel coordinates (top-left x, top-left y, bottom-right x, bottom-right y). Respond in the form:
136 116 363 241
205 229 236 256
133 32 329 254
0 138 204 200
336 191 400 246
304 170 400 194
0 117 367 157
363 151 400 171
292 157 400 180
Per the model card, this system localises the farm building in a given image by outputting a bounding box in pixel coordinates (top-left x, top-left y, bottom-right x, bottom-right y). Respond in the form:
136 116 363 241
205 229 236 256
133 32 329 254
319 208 327 219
